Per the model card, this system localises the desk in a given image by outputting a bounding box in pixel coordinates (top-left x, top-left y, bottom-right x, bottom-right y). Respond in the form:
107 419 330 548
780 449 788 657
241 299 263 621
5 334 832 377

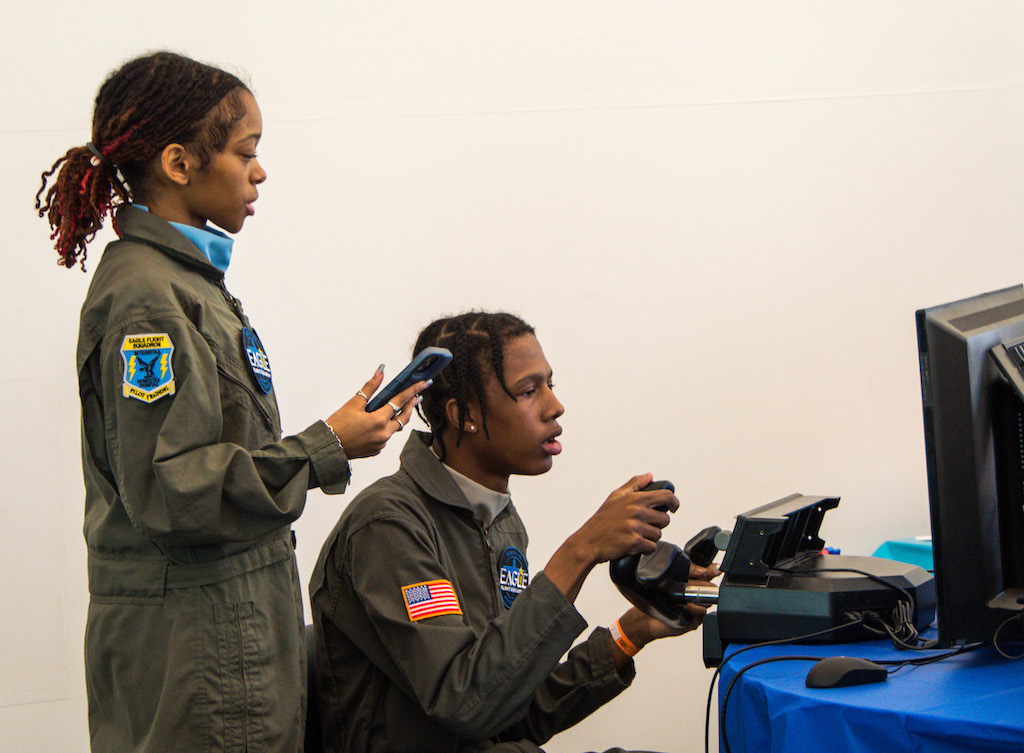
718 630 1024 753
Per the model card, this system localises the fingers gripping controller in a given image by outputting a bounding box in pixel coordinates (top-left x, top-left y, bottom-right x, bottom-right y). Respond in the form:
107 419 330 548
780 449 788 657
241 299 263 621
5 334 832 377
609 481 721 628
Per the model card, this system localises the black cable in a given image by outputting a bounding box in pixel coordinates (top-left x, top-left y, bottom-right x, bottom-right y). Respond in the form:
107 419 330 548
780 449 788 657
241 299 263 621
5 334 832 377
993 613 1024 660
703 619 863 753
873 641 986 671
704 562 981 751
845 607 937 650
773 563 915 611
720 655 823 753
721 643 987 753
773 563 938 649
713 640 985 753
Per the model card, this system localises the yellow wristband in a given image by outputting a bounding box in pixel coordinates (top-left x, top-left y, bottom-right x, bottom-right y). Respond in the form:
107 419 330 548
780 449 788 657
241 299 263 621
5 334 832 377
610 619 640 657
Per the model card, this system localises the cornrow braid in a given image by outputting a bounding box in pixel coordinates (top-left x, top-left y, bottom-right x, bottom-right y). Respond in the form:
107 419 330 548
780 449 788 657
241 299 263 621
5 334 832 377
413 311 535 460
35 51 250 270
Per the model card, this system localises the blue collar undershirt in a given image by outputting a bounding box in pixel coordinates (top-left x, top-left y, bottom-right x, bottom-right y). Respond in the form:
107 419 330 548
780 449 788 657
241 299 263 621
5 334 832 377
134 205 234 273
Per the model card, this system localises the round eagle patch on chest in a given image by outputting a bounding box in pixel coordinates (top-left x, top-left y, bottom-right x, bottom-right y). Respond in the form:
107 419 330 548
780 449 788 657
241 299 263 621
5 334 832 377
498 547 529 609
242 327 273 394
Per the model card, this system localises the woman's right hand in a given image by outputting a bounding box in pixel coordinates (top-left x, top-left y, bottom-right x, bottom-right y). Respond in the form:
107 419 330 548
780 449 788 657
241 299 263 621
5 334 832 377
325 367 427 459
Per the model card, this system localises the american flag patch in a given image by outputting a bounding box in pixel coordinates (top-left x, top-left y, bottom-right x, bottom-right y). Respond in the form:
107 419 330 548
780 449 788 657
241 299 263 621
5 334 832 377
402 579 462 622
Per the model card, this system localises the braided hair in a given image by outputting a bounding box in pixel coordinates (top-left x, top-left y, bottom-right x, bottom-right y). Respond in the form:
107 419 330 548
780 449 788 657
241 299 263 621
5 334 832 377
35 51 250 270
414 311 535 460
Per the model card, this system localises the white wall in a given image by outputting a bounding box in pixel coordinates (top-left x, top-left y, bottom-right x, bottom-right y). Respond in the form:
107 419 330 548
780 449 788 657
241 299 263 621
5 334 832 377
3 2 1023 751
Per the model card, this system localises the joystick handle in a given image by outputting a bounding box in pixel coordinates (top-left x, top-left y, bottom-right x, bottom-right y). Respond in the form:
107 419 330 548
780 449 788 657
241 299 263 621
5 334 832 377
609 541 694 629
683 525 722 568
609 480 708 629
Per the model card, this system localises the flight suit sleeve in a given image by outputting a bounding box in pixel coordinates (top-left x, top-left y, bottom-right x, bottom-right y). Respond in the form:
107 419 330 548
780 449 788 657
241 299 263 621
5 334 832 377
98 310 350 547
495 626 634 746
335 512 589 741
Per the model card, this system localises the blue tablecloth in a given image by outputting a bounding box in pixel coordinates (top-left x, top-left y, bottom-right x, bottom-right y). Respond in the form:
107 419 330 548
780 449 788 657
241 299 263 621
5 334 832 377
719 630 1024 753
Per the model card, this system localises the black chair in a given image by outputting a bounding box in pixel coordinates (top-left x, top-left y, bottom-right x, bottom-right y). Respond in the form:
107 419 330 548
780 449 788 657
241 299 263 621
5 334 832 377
305 624 324 753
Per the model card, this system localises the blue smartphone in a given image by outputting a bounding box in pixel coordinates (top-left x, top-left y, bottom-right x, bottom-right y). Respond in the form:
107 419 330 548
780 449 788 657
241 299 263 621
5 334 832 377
366 347 453 412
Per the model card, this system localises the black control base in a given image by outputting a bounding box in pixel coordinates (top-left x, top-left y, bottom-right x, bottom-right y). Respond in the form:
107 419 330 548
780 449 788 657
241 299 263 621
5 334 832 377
702 554 936 667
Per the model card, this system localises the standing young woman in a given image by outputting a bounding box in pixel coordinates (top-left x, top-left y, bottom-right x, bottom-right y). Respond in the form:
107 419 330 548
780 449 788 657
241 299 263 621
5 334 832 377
36 51 423 753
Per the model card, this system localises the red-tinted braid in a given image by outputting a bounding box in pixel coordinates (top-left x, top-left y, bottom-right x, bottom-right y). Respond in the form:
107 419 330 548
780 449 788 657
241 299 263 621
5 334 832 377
35 145 121 269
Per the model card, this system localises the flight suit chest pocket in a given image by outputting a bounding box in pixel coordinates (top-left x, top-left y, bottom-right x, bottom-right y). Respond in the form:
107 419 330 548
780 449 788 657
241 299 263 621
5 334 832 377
212 343 281 444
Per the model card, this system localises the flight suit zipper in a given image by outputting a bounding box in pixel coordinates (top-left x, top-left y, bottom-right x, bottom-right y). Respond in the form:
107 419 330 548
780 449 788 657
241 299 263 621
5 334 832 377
217 279 249 327
216 279 276 432
480 523 500 614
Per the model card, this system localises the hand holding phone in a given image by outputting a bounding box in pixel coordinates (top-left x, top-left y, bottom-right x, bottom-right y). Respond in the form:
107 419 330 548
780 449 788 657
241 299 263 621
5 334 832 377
366 347 452 412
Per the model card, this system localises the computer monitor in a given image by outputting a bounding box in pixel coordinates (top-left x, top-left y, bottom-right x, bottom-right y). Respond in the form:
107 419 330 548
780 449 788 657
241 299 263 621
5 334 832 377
916 285 1024 647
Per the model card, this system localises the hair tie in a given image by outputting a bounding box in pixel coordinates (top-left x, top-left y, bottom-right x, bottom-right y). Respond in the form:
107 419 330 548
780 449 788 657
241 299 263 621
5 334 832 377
86 141 114 170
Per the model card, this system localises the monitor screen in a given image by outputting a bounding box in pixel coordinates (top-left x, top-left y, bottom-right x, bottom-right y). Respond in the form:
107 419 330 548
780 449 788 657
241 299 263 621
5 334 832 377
916 285 1024 647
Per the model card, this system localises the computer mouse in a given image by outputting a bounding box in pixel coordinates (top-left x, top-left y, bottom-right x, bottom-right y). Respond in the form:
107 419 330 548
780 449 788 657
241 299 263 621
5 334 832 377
805 656 888 689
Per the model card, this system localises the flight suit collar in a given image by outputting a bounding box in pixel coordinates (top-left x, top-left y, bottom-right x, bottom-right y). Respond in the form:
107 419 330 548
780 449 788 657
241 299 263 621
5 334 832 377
400 431 465 506
114 204 223 279
401 432 512 527
439 462 511 528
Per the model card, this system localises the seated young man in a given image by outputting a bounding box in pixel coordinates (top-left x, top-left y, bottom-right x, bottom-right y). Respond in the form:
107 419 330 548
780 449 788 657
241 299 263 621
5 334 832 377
309 312 715 753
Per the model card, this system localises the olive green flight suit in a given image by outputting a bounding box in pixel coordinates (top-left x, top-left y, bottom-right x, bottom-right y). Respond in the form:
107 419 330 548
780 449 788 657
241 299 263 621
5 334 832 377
309 431 635 753
78 206 350 752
